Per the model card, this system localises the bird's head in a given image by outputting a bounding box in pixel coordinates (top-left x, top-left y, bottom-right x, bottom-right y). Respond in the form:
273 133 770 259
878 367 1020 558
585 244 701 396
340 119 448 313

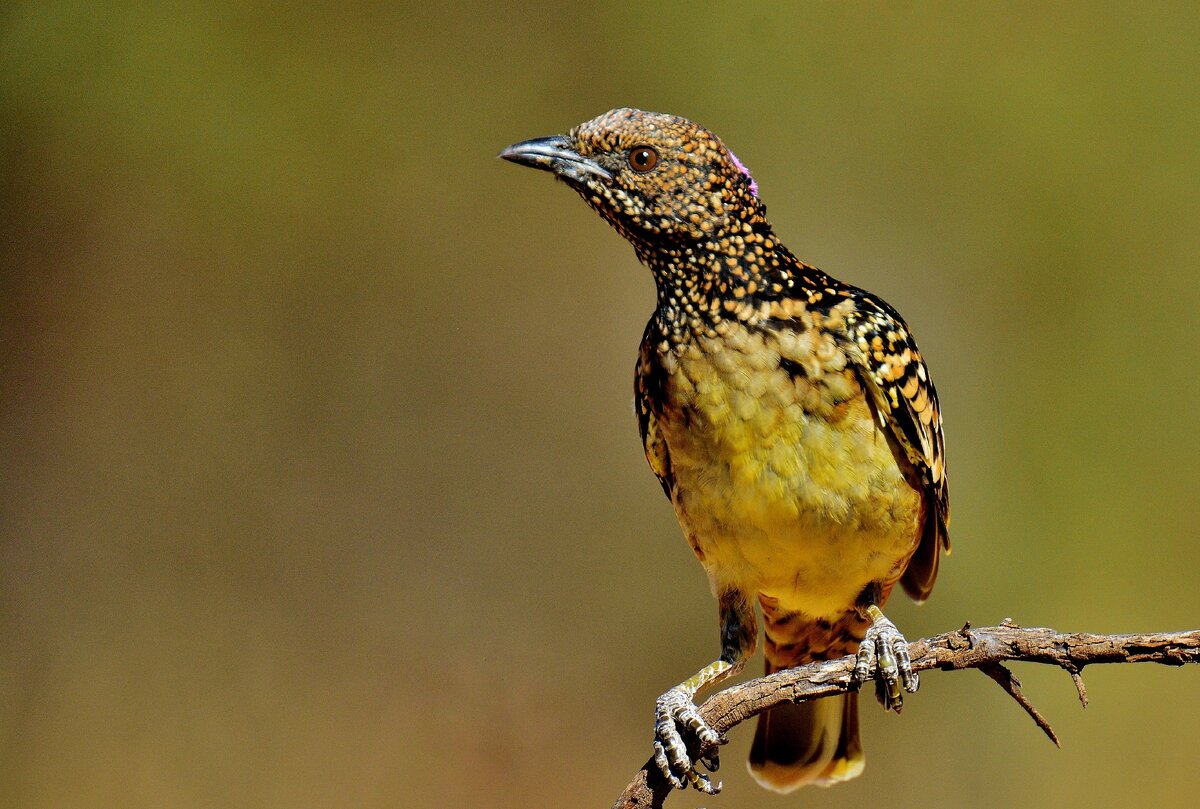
500 108 765 247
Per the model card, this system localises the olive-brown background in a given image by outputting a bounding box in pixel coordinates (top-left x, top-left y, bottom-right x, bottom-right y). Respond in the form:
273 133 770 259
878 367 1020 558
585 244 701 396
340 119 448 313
3 4 1198 808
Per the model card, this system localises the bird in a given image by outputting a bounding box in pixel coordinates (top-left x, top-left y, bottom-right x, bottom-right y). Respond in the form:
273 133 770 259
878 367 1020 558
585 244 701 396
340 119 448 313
500 109 949 796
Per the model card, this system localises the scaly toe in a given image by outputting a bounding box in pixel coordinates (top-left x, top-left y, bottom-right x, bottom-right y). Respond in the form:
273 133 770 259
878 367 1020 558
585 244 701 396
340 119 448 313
857 608 916 712
853 638 876 684
653 688 722 791
653 740 685 789
894 637 918 692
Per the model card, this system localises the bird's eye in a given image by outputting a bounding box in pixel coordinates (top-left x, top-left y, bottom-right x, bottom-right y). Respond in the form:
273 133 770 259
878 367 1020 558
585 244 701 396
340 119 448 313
628 146 659 173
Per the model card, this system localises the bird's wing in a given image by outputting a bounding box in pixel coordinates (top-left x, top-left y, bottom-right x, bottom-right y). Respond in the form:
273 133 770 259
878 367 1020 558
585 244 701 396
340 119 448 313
837 292 950 602
636 330 675 499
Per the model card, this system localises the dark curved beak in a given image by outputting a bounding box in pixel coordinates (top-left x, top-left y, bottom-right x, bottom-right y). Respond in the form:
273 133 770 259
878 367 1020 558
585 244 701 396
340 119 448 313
498 135 612 183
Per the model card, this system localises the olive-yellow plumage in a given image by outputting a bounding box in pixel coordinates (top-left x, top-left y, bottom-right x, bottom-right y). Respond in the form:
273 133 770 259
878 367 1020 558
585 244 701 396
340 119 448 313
660 323 922 620
501 108 949 796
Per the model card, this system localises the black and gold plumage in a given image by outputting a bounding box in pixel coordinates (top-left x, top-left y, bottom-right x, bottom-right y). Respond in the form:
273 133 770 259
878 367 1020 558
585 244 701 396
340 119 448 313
501 109 949 795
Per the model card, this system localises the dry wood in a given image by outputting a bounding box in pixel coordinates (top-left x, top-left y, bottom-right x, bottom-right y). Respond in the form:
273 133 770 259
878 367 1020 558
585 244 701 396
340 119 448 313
612 622 1200 809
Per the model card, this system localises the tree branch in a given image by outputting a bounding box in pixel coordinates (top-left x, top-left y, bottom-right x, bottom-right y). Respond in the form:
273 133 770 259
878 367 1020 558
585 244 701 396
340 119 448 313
612 622 1200 809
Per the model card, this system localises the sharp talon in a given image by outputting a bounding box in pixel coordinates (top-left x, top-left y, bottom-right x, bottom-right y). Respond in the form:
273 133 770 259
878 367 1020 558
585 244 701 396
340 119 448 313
875 676 903 711
687 769 721 795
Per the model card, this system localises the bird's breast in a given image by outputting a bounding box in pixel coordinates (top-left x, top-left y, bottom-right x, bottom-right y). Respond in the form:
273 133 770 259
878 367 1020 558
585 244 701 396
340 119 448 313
652 320 921 616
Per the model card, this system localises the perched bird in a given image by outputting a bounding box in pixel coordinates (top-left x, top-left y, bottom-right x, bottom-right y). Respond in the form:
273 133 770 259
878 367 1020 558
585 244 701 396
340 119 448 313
500 109 949 795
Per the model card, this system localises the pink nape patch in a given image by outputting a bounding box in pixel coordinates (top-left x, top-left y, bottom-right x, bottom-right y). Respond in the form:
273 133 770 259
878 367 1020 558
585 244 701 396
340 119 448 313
727 150 759 197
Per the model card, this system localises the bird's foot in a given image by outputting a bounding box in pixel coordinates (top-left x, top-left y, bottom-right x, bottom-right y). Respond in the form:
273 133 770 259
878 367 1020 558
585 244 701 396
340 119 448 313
652 686 724 793
853 605 918 712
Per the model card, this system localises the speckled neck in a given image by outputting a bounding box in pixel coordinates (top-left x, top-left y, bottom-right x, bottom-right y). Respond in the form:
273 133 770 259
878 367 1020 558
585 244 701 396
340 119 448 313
635 225 833 343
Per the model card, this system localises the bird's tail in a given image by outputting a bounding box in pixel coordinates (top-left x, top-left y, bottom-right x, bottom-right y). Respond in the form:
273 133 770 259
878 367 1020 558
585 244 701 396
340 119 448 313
748 604 868 793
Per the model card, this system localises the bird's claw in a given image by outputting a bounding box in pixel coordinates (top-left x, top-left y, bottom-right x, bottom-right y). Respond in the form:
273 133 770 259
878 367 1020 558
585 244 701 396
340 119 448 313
853 608 918 712
653 687 724 793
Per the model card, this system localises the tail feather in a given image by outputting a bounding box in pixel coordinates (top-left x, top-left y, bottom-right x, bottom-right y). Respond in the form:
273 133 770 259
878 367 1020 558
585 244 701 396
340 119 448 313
749 604 868 792
748 680 862 792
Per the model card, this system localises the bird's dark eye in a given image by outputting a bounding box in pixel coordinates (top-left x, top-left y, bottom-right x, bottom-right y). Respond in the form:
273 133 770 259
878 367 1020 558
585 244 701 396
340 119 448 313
628 146 659 173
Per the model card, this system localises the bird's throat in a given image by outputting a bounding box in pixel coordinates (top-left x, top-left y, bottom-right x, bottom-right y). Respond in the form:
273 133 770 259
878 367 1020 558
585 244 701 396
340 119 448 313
639 230 822 338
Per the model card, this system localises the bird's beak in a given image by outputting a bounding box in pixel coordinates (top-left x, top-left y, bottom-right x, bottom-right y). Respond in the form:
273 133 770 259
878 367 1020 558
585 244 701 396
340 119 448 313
499 135 613 183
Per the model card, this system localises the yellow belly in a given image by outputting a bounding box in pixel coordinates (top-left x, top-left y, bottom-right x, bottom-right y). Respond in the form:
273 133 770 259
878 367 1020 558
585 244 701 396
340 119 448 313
660 330 921 619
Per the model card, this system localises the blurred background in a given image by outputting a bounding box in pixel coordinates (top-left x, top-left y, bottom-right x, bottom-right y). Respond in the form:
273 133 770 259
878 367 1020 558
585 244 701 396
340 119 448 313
2 3 1198 808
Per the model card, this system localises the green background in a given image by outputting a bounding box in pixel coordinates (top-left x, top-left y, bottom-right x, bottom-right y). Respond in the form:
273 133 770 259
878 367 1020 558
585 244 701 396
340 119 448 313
2 3 1198 808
